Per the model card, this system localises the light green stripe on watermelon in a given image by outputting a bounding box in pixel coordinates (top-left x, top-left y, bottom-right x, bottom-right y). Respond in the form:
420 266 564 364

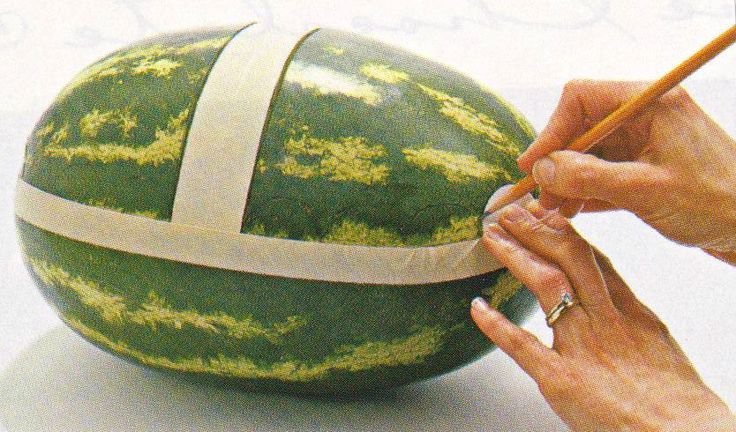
43 108 189 166
360 63 410 84
272 128 389 185
130 58 183 77
483 272 524 309
402 147 511 183
481 86 537 140
357 62 520 156
29 258 305 343
34 122 55 139
321 220 405 246
79 108 138 139
416 83 519 157
242 29 533 245
56 34 232 100
323 45 346 56
22 27 242 221
84 198 159 219
319 216 479 247
62 315 447 382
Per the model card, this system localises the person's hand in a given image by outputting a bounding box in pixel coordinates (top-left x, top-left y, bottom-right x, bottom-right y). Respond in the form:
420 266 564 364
471 201 736 432
516 80 736 264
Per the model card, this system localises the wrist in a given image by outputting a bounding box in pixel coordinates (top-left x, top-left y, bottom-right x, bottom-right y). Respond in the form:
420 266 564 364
631 386 734 432
665 404 735 432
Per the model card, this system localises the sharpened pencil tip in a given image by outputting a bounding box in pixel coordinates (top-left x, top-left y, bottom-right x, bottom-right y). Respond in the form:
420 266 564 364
484 184 514 214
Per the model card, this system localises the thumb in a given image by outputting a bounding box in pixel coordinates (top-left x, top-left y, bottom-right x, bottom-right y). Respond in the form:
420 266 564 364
517 80 650 173
532 150 671 214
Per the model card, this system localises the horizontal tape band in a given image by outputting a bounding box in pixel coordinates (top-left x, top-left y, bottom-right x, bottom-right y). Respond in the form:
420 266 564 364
16 182 501 286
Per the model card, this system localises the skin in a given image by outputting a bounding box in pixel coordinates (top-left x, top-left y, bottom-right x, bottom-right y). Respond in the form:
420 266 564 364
471 82 736 430
515 80 736 264
471 201 736 431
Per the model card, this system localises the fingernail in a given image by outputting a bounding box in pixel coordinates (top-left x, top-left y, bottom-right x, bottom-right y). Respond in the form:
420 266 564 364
485 184 513 211
502 204 525 222
525 200 542 213
485 224 508 242
471 297 490 313
483 185 535 230
532 157 555 185
483 185 511 229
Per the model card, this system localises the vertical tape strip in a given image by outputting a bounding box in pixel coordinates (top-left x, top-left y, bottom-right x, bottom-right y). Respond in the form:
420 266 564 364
172 24 315 232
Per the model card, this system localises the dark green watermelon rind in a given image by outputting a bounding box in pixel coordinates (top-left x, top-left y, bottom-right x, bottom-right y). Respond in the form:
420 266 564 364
17 218 537 394
242 29 536 246
21 26 244 221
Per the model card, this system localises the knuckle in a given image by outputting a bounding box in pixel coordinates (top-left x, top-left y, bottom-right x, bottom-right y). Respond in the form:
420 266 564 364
500 240 526 259
638 304 671 336
662 85 692 105
597 312 626 333
575 164 599 193
559 155 598 196
546 125 571 149
506 328 537 349
544 211 573 232
562 79 590 97
593 248 614 268
539 268 569 292
539 363 578 396
560 234 590 257
654 320 672 338
561 80 578 97
551 153 596 196
525 217 548 235
648 168 675 190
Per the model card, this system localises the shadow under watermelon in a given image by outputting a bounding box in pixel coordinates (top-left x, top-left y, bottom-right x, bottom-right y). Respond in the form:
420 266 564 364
0 321 565 432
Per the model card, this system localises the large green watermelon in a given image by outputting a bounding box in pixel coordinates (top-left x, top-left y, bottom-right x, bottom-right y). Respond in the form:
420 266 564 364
16 23 538 394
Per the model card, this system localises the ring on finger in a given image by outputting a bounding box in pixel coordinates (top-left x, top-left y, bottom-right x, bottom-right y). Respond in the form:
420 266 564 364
545 292 578 327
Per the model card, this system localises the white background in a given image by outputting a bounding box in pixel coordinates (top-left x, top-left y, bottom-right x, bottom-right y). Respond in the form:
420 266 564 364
1 1 735 431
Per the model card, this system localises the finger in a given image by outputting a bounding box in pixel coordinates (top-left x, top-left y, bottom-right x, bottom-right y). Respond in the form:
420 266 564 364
482 224 578 316
580 199 619 213
482 184 535 230
517 80 649 172
531 150 672 216
538 190 565 210
525 199 552 218
498 204 618 322
527 202 572 232
558 199 584 218
471 297 560 380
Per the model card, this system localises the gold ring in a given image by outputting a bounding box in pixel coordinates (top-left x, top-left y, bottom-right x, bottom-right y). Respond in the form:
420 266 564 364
546 293 577 327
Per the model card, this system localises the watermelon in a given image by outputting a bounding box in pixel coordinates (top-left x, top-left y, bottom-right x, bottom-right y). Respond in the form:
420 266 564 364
15 23 538 395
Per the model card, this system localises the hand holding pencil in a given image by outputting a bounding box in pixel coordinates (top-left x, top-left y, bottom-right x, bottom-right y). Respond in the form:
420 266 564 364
485 26 736 264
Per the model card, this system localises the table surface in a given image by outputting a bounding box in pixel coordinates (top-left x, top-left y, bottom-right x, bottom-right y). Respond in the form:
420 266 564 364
1 2 735 431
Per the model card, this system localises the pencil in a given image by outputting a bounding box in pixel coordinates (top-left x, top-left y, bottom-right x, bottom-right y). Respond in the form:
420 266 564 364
485 24 736 215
